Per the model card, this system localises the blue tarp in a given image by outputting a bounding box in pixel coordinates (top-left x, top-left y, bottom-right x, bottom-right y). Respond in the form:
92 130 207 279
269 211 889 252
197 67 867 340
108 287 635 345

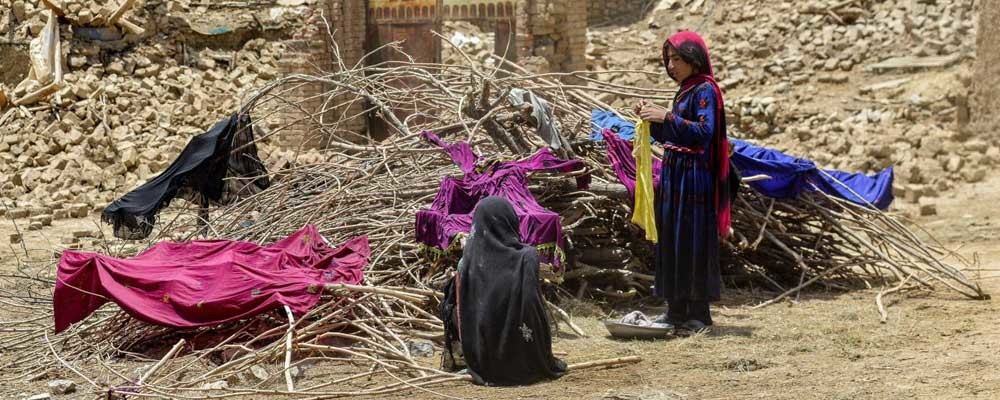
591 110 637 141
591 111 895 209
730 139 894 209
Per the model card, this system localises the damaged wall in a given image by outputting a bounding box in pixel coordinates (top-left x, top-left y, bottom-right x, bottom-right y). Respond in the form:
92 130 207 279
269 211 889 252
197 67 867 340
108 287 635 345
971 0 999 137
277 0 367 148
279 0 590 147
588 0 651 26
516 0 588 73
0 45 30 86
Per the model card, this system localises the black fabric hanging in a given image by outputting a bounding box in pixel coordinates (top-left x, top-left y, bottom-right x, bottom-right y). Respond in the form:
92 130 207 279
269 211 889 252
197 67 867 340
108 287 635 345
439 196 566 386
102 113 269 239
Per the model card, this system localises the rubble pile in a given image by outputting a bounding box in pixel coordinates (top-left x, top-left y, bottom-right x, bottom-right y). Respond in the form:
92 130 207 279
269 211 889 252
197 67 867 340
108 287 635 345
0 0 317 222
442 21 497 67
0 0 992 225
586 0 989 213
590 0 975 87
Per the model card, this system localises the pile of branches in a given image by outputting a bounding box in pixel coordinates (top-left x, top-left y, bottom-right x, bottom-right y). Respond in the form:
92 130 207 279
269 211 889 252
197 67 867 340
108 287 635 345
1 276 465 397
148 38 677 292
184 39 985 305
0 34 986 398
0 261 621 398
545 176 988 314
0 39 654 398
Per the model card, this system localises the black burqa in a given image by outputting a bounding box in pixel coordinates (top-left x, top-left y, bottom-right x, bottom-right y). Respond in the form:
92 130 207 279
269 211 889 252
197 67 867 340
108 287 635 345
102 113 269 240
439 196 566 386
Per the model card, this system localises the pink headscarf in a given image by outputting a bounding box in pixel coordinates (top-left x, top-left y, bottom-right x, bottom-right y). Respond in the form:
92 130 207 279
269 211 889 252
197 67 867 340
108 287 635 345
663 31 731 238
664 31 715 77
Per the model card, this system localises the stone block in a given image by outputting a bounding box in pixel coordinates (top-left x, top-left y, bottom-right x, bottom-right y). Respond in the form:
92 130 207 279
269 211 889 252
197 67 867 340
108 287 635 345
72 230 97 238
30 215 53 226
28 207 51 217
962 167 987 183
918 198 937 216
9 208 29 219
69 204 91 218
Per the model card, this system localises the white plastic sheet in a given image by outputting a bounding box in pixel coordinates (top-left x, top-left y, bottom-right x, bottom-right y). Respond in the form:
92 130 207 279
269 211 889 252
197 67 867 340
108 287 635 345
28 10 60 85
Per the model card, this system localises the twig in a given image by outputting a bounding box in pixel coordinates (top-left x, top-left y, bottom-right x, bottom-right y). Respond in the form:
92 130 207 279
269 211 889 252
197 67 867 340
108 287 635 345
284 305 296 392
138 338 185 385
876 276 912 323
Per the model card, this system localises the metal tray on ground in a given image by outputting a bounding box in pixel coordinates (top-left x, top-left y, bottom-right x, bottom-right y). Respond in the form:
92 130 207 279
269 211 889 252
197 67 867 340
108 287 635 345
603 320 672 339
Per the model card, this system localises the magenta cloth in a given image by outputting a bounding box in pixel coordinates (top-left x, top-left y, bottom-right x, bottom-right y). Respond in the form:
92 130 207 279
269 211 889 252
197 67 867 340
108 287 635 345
603 128 662 196
416 132 589 268
54 225 369 333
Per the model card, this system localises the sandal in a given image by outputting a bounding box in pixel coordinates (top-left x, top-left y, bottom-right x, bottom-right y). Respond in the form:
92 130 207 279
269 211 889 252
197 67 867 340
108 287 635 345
675 320 711 336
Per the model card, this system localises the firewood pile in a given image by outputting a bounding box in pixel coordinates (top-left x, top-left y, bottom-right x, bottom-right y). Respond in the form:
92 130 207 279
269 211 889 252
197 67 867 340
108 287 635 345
0 35 986 399
202 38 984 302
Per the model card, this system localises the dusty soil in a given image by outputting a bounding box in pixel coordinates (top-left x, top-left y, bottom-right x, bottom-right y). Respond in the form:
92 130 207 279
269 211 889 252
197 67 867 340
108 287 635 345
392 175 1000 400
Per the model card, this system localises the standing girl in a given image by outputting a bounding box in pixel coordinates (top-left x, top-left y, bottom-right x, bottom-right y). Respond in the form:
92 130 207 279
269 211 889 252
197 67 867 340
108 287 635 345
635 31 731 335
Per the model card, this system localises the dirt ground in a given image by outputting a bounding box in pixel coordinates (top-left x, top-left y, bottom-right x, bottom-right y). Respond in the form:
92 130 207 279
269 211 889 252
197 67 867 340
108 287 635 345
395 182 997 400
1 177 997 400
396 174 1000 400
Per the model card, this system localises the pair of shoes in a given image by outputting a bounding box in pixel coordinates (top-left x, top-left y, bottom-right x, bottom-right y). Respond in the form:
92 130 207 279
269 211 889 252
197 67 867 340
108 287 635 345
674 320 711 336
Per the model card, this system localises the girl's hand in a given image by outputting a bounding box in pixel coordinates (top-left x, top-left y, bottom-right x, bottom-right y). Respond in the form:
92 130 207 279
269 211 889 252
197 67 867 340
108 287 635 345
639 104 670 123
632 99 649 115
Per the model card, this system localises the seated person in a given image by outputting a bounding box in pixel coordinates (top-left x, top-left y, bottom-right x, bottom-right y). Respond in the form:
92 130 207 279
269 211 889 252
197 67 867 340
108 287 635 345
440 196 567 386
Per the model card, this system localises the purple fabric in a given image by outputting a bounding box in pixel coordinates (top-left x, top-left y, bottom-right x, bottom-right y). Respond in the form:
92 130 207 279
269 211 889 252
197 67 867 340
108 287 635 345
423 132 479 174
54 225 369 334
416 132 589 268
603 128 662 196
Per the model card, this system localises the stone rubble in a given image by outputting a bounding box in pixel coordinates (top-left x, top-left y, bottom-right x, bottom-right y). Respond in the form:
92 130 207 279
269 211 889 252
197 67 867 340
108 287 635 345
443 21 497 67
0 0 990 223
46 379 76 395
584 0 987 215
0 0 321 221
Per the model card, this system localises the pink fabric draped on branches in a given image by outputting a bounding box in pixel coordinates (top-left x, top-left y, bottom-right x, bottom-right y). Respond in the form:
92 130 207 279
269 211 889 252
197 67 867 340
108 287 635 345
54 225 369 333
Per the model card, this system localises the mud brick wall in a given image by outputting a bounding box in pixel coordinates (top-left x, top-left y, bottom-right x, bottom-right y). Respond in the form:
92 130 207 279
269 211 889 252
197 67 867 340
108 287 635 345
517 0 588 72
587 0 649 26
280 0 594 148
277 0 366 149
971 0 999 139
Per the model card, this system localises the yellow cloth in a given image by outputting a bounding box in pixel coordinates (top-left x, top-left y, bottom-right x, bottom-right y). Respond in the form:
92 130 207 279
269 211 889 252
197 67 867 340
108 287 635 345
631 120 657 243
